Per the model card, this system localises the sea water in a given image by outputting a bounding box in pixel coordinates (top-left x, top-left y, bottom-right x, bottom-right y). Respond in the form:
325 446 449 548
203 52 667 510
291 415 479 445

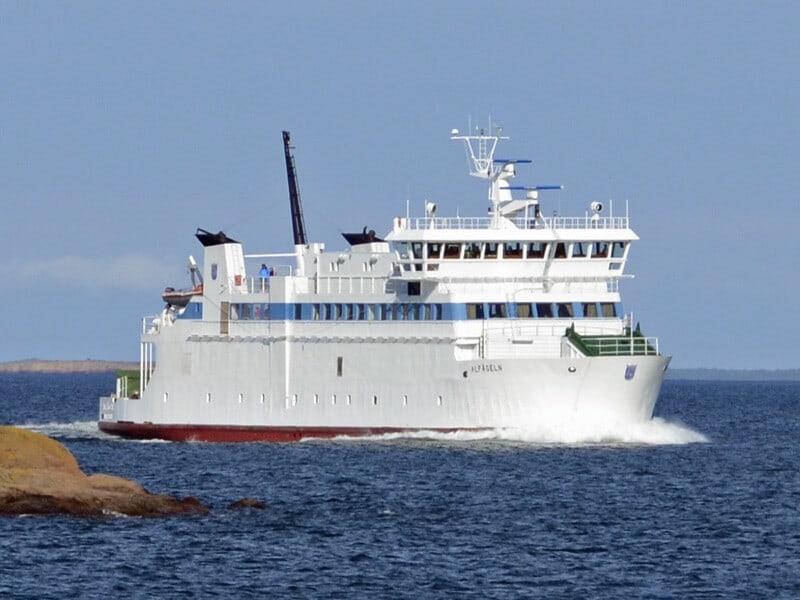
0 373 798 599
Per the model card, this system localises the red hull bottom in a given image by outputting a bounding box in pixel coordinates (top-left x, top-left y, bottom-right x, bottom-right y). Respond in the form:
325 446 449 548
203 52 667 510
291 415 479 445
98 421 477 443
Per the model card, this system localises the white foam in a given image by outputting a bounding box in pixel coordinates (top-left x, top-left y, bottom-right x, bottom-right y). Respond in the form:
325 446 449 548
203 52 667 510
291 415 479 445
19 420 109 440
16 417 708 447
332 417 708 447
18 421 173 443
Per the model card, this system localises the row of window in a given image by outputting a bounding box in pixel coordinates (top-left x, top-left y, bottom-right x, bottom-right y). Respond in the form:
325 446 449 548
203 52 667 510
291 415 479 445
286 393 443 409
467 302 618 319
224 301 620 321
190 391 444 409
397 241 627 261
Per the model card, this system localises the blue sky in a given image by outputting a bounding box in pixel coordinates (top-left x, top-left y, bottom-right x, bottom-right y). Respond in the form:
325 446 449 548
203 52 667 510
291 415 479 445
1 1 797 369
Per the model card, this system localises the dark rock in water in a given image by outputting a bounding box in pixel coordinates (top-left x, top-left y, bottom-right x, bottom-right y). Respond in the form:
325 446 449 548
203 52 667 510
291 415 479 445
0 426 210 518
227 498 267 510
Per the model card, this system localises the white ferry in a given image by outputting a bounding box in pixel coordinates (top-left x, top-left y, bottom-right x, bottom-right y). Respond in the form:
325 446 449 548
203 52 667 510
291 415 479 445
99 126 670 442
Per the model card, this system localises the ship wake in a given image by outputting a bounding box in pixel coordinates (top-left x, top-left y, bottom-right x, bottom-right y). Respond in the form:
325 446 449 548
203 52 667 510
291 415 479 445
335 417 707 447
17 421 167 443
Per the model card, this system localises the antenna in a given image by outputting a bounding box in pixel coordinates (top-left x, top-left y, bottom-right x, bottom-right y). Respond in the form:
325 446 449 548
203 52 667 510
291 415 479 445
282 131 307 246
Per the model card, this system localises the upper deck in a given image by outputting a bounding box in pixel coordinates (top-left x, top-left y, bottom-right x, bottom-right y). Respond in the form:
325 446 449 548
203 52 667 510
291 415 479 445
386 213 638 246
398 215 629 230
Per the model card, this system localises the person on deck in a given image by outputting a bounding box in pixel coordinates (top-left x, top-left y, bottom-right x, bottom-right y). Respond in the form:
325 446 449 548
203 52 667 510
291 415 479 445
259 264 270 292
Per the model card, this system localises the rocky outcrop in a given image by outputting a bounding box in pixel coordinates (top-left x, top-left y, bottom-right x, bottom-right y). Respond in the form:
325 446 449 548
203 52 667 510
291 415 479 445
0 426 210 517
227 497 267 510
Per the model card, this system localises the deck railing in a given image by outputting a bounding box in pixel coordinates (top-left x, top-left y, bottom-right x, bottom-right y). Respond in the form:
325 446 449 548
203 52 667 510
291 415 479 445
582 335 660 356
567 326 659 357
399 215 629 231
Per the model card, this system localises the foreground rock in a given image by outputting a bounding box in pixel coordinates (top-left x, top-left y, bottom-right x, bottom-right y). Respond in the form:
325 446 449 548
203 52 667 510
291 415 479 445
0 426 210 517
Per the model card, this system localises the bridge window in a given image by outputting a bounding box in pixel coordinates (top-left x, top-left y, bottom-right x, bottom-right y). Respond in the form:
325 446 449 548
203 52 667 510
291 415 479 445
591 242 609 258
464 242 481 259
411 242 423 271
582 303 599 317
571 242 587 258
444 243 461 259
426 243 442 260
526 242 548 259
554 243 568 259
485 243 499 259
611 242 627 258
503 242 523 259
536 303 554 318
395 242 411 272
425 243 441 271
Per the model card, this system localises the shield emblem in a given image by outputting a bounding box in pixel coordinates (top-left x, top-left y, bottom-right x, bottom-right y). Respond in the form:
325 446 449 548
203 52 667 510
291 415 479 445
624 364 637 380
211 264 218 280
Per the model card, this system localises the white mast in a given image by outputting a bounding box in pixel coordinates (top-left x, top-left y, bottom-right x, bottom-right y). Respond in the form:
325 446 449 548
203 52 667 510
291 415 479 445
450 122 510 227
451 122 557 227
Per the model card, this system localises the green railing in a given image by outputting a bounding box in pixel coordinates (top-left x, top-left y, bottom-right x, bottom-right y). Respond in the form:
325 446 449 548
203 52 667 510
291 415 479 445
566 325 659 357
116 369 141 398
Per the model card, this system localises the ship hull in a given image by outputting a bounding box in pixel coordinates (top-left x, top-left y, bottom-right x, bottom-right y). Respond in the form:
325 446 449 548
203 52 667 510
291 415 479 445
96 421 475 443
99 353 671 442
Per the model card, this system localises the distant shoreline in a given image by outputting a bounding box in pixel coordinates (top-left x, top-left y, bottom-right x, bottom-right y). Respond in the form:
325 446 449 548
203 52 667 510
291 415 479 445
0 360 138 373
665 368 799 381
0 359 797 380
